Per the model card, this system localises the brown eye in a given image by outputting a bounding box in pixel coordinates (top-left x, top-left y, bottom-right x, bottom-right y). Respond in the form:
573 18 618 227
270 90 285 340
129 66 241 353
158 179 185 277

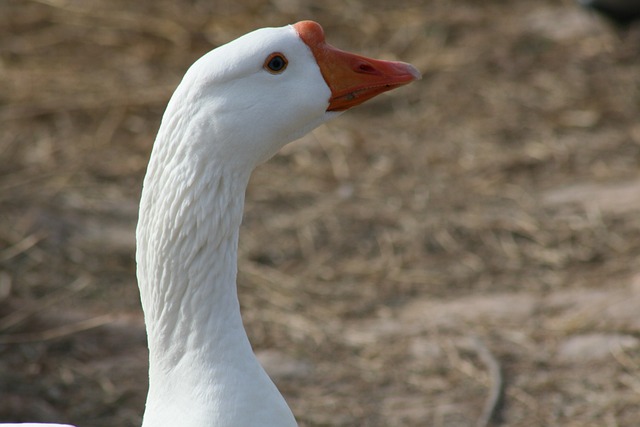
264 53 288 73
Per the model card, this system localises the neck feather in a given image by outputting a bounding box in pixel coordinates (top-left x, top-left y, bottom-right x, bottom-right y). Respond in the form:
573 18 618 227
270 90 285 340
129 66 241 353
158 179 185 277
136 127 296 426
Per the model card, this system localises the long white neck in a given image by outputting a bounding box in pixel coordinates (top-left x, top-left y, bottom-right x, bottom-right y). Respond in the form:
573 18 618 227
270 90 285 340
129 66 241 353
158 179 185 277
136 102 297 426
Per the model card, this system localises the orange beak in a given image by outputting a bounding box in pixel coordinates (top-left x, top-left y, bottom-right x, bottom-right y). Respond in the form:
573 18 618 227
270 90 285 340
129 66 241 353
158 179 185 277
293 21 421 112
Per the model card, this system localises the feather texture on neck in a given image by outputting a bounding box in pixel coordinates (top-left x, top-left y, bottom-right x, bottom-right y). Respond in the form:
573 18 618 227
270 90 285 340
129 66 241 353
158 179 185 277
136 112 295 426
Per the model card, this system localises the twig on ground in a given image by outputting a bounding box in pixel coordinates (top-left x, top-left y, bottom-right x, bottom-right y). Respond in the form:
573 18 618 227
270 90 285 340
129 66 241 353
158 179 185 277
0 276 92 331
0 314 114 344
0 233 45 262
473 336 504 427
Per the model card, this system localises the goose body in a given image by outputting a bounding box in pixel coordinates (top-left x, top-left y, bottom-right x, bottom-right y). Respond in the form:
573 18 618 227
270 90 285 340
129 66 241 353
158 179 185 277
3 21 419 427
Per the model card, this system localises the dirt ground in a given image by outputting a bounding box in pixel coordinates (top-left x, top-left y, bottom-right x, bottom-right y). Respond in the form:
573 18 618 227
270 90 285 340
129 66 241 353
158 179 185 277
1 0 640 426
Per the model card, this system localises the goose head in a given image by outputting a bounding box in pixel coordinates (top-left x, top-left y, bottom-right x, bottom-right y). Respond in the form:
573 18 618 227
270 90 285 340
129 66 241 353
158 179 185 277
159 20 420 171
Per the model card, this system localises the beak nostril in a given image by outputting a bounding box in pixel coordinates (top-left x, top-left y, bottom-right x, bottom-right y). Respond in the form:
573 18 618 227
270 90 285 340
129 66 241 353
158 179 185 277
357 62 377 74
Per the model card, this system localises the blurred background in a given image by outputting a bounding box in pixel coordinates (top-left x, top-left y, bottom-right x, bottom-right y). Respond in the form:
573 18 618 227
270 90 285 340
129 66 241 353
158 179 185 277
1 0 640 426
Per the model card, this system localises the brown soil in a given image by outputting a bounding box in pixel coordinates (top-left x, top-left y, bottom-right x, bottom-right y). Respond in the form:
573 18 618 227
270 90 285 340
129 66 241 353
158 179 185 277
1 0 639 426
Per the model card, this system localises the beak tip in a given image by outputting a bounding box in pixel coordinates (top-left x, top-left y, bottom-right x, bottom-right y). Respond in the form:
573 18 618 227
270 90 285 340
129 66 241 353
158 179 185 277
407 64 422 81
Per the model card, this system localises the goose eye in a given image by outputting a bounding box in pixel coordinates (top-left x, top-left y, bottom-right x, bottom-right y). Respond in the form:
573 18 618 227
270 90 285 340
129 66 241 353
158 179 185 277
264 53 288 73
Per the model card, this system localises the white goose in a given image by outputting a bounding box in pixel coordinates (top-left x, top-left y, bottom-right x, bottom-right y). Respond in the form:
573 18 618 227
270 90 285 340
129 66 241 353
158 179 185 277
4 21 419 427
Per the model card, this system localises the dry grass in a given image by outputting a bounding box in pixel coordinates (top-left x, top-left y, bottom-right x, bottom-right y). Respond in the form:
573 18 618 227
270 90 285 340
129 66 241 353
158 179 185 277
1 0 640 426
